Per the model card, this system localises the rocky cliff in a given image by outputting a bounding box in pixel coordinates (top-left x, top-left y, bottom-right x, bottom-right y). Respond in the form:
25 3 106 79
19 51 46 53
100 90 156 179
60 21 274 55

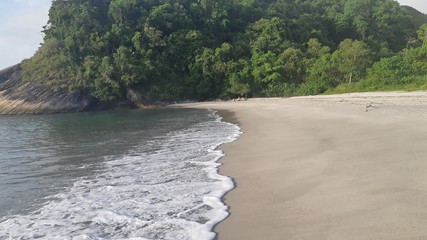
0 64 162 115
0 64 94 115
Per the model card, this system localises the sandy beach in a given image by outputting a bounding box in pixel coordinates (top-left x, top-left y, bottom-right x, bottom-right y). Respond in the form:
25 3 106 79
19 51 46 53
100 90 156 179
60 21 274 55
176 92 427 240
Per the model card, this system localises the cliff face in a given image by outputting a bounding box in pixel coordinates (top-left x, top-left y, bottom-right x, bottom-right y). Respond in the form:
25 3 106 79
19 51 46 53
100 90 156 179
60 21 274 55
0 64 93 115
0 64 161 115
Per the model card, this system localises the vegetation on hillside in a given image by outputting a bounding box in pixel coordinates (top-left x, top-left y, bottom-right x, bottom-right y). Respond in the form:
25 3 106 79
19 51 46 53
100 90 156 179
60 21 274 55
20 0 427 101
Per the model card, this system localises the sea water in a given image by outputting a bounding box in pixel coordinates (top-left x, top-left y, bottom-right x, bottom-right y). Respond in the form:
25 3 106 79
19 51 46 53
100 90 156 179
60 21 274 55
0 108 240 239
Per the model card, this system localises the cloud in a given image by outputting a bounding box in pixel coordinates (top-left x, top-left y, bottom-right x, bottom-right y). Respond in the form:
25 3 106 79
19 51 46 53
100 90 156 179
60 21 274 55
0 0 51 70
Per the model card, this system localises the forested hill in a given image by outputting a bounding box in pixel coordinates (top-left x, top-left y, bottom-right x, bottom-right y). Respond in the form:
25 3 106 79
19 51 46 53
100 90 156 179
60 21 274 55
402 6 427 28
2 0 427 111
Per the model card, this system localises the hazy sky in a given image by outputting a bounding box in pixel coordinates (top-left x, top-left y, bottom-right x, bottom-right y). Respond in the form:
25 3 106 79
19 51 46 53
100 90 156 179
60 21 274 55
398 1 427 13
0 0 51 70
0 0 427 70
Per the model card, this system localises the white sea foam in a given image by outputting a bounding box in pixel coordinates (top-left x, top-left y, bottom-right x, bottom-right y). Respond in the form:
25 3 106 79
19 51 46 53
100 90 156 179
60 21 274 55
0 110 240 240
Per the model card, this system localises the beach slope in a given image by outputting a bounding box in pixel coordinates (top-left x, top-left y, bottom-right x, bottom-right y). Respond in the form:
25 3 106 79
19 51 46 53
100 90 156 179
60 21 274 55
178 92 427 240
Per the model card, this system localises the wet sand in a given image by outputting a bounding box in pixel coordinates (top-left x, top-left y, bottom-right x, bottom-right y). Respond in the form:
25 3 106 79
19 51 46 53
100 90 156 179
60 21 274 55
176 92 427 240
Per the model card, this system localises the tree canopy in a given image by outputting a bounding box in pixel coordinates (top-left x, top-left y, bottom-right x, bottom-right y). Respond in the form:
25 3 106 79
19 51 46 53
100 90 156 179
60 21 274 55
20 0 427 101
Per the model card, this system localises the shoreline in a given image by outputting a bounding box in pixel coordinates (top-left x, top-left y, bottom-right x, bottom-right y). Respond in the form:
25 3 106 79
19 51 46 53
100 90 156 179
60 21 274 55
176 92 427 240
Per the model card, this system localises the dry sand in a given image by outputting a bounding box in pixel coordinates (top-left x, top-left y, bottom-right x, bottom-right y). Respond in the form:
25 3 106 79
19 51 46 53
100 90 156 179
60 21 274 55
175 92 427 240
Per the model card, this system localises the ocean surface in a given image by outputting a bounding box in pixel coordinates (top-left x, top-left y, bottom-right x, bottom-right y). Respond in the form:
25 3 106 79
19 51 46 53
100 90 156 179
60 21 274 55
0 108 240 240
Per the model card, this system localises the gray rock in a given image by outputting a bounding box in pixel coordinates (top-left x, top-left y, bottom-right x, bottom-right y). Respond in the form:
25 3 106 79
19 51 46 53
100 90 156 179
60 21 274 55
0 64 93 115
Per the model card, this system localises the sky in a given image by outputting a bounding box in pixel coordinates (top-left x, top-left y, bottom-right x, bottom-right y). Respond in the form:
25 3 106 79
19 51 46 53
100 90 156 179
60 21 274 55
0 0 51 70
398 1 427 13
0 0 427 70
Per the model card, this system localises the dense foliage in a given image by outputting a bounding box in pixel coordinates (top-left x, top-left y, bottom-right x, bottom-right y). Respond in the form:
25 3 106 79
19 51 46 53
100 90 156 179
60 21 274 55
20 0 427 101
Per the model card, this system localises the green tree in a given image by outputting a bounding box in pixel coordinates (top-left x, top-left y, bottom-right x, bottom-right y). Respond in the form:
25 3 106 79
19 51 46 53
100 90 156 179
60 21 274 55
332 39 373 83
227 59 253 98
280 47 306 84
92 56 121 100
344 0 373 40
299 53 338 95
189 43 233 99
307 38 330 59
417 24 427 45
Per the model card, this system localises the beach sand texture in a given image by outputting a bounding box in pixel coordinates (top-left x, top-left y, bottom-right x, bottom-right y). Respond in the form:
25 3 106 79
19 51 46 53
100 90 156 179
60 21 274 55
177 92 427 240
